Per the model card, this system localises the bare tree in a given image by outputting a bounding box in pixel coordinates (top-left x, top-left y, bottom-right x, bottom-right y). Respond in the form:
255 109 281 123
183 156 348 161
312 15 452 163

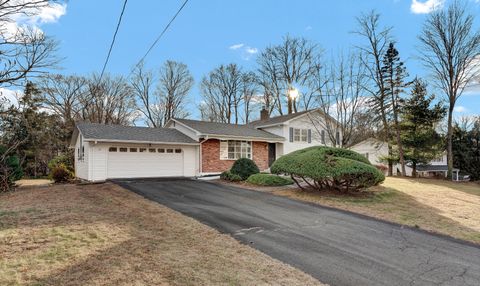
0 1 60 87
418 0 480 178
200 63 243 123
40 74 88 125
354 10 395 175
79 74 137 125
131 62 161 127
157 60 193 124
312 52 367 147
240 71 260 123
257 36 320 115
132 61 193 127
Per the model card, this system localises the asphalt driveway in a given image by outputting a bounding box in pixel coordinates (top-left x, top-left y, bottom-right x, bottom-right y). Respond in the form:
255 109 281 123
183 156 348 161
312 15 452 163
114 178 480 286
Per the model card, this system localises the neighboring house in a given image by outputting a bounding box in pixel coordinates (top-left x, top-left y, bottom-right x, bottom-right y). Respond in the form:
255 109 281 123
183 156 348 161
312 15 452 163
70 109 340 181
350 138 461 180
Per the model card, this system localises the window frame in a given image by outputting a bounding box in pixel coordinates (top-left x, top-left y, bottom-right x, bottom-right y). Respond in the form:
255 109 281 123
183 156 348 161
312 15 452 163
220 140 252 160
293 128 308 142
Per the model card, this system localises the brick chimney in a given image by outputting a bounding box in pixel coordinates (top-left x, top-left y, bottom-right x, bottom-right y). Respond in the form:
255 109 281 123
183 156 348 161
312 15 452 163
260 107 269 120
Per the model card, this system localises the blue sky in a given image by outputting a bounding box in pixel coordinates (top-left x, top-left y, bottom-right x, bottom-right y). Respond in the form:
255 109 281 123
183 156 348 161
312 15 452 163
14 0 480 119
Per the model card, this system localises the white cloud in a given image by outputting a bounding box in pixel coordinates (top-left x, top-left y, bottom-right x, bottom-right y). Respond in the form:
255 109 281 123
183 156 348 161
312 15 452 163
229 43 259 60
0 2 67 40
229 43 244 50
0 88 22 107
245 47 258 54
410 0 444 14
454 105 468 113
305 26 313 31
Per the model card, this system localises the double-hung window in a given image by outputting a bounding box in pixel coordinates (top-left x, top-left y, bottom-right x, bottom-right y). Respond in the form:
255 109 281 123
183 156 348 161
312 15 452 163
220 140 252 160
293 128 308 142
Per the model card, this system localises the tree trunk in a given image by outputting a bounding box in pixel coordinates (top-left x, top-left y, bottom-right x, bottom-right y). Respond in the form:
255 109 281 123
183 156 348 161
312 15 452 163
412 162 417 178
447 105 454 179
287 97 293 114
393 109 406 176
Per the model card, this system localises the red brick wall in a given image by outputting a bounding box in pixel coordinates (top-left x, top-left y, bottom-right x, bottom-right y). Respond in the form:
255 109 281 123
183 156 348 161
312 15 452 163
201 139 269 173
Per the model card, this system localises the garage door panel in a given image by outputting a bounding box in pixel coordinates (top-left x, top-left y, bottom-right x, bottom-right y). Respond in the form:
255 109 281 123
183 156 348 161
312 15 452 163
107 149 184 179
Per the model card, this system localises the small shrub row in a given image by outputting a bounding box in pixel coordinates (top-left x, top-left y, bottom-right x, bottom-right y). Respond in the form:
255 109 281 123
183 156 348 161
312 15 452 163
246 173 293 186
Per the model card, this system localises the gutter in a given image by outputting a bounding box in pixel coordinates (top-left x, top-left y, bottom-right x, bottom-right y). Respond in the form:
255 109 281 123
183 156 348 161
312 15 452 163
84 138 200 146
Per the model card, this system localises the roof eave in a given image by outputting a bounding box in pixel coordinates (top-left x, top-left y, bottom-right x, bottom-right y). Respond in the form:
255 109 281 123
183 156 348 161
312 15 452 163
83 138 200 146
199 133 284 142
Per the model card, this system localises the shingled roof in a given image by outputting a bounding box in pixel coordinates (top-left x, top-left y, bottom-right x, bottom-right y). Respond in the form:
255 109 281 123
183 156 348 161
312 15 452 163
75 122 198 144
173 118 284 141
249 110 311 127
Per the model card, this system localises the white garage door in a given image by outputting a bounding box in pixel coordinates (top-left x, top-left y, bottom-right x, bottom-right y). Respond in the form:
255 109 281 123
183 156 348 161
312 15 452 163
107 146 184 179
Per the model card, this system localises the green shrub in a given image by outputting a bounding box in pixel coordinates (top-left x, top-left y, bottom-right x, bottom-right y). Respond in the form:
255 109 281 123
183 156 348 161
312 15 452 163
51 164 73 183
230 158 260 180
246 173 294 186
48 154 74 173
0 145 23 192
271 146 385 192
220 170 242 182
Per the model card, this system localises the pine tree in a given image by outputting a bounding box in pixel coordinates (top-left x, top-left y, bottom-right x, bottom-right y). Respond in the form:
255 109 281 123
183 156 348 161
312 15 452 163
381 42 409 176
400 79 446 177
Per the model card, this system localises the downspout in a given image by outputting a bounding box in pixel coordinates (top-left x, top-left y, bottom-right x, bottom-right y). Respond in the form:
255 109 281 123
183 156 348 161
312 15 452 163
198 136 209 177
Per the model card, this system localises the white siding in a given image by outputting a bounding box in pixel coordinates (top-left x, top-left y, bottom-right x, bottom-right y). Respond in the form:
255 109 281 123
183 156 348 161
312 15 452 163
90 144 107 181
282 114 334 155
167 121 199 140
350 139 389 166
74 135 89 180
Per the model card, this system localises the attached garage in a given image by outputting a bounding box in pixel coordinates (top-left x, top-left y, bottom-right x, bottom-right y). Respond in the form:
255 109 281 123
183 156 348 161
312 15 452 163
71 122 199 181
106 146 185 179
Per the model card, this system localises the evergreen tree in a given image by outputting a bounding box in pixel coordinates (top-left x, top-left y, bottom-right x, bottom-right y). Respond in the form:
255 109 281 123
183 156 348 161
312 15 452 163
453 118 480 180
381 42 409 176
400 79 446 177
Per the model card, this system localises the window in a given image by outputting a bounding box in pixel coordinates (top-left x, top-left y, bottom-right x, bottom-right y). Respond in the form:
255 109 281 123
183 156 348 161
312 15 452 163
321 130 326 144
78 134 85 161
109 147 117 152
220 140 251 160
119 147 128 152
139 148 146 153
175 149 182 153
130 148 137 152
336 131 340 146
293 128 308 142
158 148 165 153
166 149 174 153
149 148 156 153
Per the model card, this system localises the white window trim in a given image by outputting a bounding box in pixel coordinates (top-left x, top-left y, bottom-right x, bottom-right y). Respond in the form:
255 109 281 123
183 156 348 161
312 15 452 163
220 140 253 160
293 128 308 142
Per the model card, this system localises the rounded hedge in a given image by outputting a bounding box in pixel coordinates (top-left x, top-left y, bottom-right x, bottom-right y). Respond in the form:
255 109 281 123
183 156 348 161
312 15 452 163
246 173 294 186
270 146 385 191
230 158 259 180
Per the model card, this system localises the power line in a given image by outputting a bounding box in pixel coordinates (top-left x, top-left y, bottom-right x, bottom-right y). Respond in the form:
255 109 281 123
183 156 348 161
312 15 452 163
130 0 189 75
99 0 128 82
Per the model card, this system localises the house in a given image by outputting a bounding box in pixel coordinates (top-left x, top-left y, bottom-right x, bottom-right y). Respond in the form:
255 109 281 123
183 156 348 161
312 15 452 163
70 109 340 181
350 138 461 180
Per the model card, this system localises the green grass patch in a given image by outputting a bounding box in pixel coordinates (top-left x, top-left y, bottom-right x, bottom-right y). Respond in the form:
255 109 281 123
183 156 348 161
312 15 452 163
246 174 294 186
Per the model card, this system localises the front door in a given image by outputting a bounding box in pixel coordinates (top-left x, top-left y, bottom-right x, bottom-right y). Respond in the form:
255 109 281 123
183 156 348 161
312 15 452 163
268 143 276 167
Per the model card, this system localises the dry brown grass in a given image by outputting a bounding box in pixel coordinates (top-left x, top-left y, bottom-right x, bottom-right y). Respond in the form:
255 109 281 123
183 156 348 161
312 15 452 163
0 183 323 286
229 177 480 244
15 179 52 187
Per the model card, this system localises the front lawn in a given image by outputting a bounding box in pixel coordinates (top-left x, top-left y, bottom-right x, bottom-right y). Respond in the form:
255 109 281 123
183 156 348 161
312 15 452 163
0 183 322 286
235 177 480 244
